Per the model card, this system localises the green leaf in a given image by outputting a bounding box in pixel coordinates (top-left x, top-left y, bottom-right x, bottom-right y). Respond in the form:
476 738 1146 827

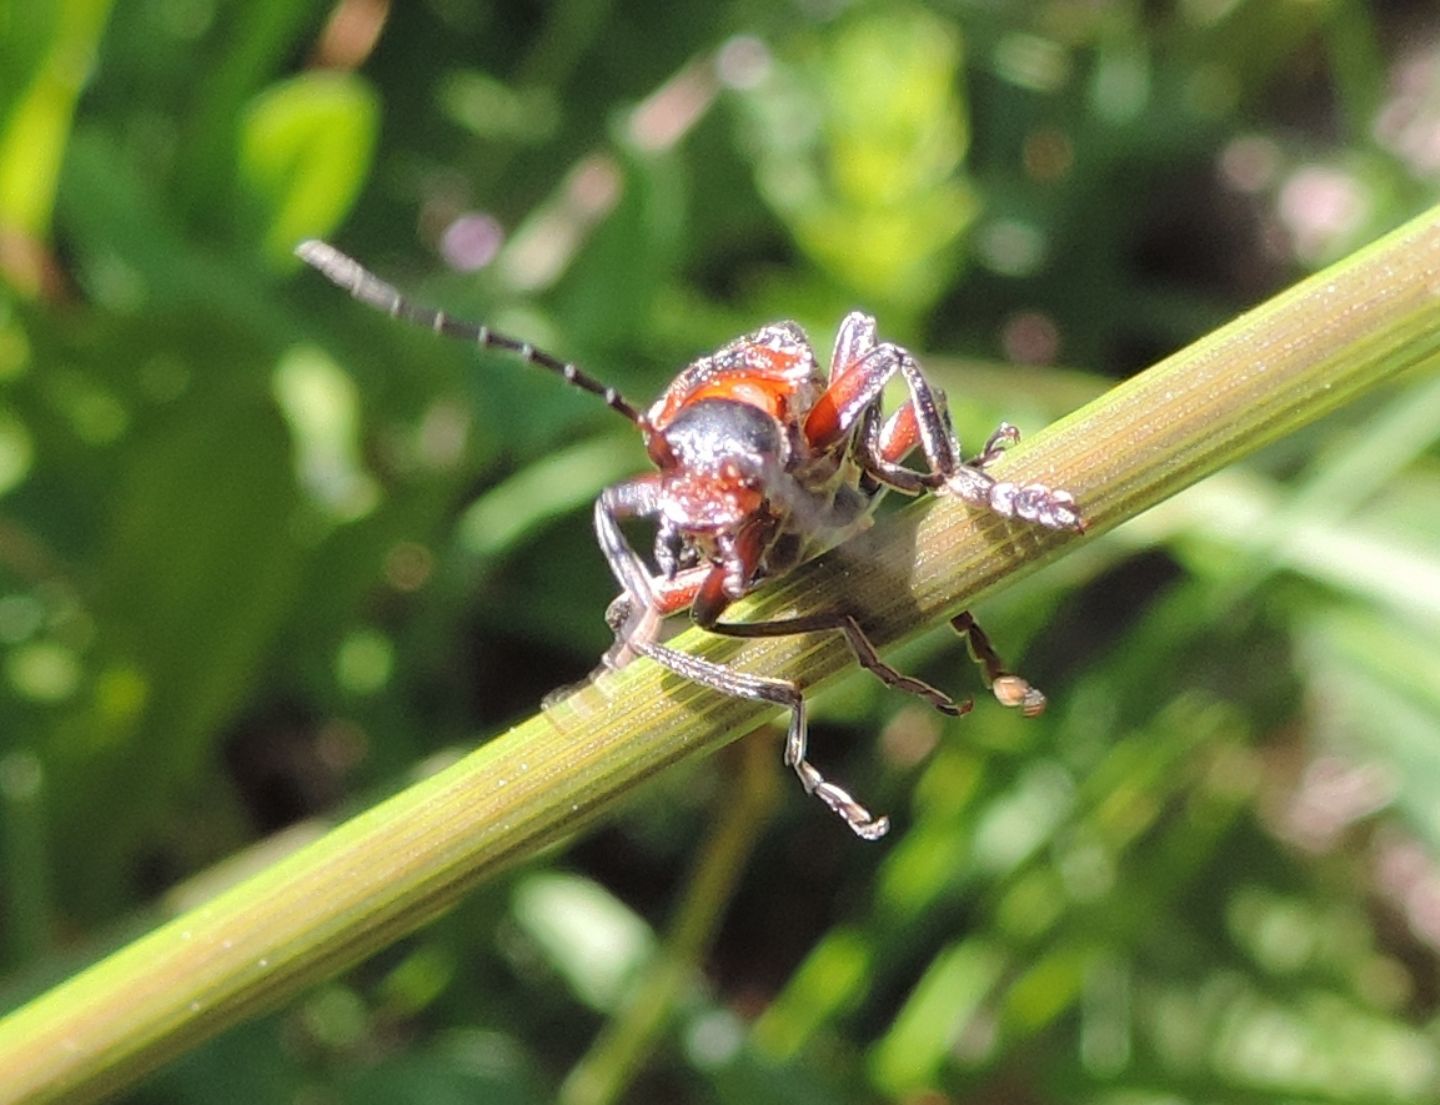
0 0 114 268
238 72 379 267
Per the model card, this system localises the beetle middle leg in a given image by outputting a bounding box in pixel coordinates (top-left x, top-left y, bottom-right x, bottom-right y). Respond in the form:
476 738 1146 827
689 520 971 721
706 611 972 720
604 595 891 840
710 605 1045 717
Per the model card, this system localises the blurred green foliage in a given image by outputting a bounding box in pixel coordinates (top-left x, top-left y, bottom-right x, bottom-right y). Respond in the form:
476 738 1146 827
2 1 1440 1102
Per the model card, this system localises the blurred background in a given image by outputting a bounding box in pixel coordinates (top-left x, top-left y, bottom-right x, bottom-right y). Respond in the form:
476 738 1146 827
3 1 1440 1102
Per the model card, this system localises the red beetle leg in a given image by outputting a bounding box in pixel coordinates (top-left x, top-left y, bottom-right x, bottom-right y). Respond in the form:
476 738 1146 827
856 401 936 495
851 354 1084 532
803 342 911 451
805 342 978 494
879 398 922 462
650 566 709 616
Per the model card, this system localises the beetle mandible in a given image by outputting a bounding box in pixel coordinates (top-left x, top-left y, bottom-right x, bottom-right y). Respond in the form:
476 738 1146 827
297 240 1082 839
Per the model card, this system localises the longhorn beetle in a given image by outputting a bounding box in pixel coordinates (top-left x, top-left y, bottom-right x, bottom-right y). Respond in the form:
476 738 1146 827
297 240 1082 839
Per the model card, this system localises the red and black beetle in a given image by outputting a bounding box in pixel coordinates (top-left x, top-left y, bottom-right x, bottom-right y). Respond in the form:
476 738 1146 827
298 240 1081 838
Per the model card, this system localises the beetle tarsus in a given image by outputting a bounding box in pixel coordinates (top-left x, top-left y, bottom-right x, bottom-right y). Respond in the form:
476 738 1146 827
952 611 1048 716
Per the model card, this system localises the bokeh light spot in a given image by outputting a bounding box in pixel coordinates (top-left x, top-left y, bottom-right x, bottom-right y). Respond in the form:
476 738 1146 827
335 629 394 696
7 641 82 703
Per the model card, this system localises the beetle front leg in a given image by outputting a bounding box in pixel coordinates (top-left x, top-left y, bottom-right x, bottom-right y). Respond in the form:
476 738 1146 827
969 422 1021 469
595 476 673 667
859 355 1083 531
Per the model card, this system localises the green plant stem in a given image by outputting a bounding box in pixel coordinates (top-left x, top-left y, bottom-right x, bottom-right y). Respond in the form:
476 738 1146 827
1 207 1438 1105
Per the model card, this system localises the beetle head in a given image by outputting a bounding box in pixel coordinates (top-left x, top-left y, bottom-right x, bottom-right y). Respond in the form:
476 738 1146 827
648 397 789 577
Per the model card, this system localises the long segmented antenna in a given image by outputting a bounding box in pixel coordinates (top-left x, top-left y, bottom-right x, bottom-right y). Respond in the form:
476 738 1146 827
295 240 643 425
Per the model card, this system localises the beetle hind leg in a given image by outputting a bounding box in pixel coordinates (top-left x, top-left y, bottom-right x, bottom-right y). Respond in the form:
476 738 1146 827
951 610 1047 717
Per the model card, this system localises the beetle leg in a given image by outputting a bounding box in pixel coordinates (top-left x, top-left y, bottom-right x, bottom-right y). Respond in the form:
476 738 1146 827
701 502 1043 722
859 349 1083 531
676 641 890 840
545 564 711 705
829 311 879 378
595 476 663 608
710 597 1044 722
698 513 971 718
814 339 1081 530
707 610 971 720
803 341 925 453
951 610 1047 717
603 564 712 635
807 339 967 485
856 401 938 495
969 422 1021 469
956 423 1084 528
596 475 687 668
860 396 1024 489
606 597 889 840
662 538 896 839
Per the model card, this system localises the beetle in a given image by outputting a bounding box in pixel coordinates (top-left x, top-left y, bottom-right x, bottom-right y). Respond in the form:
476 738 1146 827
297 240 1082 839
